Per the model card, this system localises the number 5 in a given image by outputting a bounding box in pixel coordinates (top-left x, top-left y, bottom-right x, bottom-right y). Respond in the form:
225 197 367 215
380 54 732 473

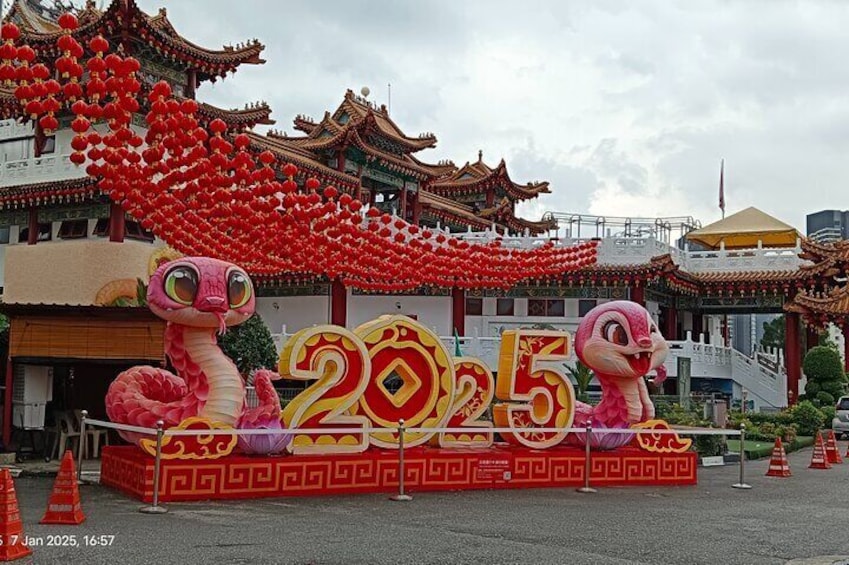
492 330 576 449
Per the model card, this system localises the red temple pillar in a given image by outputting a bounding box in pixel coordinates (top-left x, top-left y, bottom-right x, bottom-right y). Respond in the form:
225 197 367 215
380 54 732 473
485 189 494 208
843 322 849 373
399 185 407 220
805 325 819 352
27 207 38 245
664 306 678 341
2 356 12 449
630 285 645 306
108 202 125 242
330 279 347 327
785 312 801 406
412 192 421 225
452 288 465 336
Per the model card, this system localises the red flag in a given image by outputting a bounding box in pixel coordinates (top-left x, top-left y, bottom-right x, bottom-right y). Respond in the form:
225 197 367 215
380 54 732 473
719 159 725 218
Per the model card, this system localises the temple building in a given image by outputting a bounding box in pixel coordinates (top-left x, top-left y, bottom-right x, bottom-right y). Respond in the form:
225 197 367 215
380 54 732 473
248 88 554 235
0 0 845 452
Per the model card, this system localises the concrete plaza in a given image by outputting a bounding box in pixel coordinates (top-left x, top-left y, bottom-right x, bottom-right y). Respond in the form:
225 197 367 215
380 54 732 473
9 445 849 565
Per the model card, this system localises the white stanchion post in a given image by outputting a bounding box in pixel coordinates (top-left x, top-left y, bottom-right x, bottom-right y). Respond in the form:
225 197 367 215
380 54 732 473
577 419 597 494
140 420 169 514
390 419 412 501
77 409 88 483
732 423 752 490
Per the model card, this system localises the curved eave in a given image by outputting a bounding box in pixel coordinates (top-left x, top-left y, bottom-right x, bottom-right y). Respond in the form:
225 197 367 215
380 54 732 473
0 177 100 210
247 132 360 189
5 0 265 79
197 101 275 128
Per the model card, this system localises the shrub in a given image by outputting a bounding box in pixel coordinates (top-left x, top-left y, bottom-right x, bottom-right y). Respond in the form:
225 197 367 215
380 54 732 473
788 400 826 436
694 434 725 457
804 346 847 403
821 405 836 427
217 314 278 377
804 346 845 382
815 391 836 407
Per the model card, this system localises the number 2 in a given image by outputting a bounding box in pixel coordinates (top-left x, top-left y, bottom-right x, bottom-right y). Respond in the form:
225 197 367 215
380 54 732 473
279 326 371 454
436 358 495 448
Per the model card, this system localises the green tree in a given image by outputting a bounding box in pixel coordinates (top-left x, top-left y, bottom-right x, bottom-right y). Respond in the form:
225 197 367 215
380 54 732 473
803 345 847 407
760 316 784 351
217 314 277 377
565 361 594 402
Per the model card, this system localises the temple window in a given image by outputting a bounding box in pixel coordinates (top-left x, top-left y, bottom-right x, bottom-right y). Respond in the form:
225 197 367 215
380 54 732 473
18 222 52 243
125 220 155 242
42 136 55 155
57 219 89 239
93 218 109 237
465 298 483 316
496 298 514 316
0 225 9 244
337 112 350 124
578 299 597 317
528 298 565 317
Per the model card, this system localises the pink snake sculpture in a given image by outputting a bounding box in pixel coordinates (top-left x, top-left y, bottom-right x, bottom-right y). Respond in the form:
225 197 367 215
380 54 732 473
570 300 669 449
105 257 287 454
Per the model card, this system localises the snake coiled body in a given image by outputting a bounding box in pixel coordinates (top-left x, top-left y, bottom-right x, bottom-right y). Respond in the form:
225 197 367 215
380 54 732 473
105 257 281 447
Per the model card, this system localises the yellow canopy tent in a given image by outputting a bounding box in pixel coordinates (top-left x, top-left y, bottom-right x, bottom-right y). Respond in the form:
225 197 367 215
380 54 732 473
685 207 801 249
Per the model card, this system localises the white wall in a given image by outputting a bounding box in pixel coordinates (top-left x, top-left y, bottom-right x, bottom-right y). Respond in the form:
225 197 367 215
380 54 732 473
465 296 614 339
348 293 453 334
255 296 330 334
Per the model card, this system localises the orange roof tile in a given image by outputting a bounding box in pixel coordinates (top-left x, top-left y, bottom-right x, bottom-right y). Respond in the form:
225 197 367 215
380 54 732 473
429 153 550 201
4 1 265 81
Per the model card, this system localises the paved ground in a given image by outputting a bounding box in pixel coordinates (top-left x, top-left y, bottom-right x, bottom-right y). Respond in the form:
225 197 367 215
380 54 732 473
8 444 849 565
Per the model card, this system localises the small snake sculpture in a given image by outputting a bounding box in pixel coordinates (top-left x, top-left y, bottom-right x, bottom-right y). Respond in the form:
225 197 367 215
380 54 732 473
570 300 669 449
105 257 283 449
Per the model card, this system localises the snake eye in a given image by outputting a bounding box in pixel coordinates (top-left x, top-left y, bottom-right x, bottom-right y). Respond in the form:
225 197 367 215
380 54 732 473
602 321 629 346
228 270 252 309
164 266 198 306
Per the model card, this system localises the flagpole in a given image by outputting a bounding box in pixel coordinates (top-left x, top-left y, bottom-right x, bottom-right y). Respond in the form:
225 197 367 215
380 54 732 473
719 159 725 219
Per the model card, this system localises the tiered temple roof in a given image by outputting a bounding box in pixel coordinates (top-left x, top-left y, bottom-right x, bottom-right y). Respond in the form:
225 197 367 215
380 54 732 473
258 89 554 234
5 0 265 82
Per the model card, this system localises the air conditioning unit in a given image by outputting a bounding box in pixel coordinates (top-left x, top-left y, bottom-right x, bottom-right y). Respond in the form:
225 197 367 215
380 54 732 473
12 365 53 429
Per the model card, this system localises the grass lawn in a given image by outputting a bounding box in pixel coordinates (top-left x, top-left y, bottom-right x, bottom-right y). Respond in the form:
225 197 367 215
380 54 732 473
726 436 815 459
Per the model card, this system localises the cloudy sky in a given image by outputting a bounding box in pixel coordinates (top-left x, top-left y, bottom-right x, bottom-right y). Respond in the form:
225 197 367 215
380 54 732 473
135 0 849 234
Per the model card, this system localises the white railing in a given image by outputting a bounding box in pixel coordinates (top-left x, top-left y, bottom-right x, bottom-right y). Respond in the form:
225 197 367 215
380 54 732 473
453 230 806 274
0 153 89 187
681 240 803 273
0 120 33 140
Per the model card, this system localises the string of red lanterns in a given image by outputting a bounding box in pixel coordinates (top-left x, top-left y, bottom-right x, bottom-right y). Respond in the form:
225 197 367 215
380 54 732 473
2 14 597 291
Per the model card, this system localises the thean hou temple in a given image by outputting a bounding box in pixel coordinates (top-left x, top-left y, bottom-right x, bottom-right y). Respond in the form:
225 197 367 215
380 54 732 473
0 0 847 448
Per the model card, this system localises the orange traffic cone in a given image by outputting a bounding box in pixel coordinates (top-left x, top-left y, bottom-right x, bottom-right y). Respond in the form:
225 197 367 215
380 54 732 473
766 437 792 477
809 431 832 470
40 451 85 525
825 430 844 464
0 468 32 561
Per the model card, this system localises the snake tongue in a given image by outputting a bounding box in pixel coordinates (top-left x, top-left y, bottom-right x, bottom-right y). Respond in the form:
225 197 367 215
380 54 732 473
215 312 227 336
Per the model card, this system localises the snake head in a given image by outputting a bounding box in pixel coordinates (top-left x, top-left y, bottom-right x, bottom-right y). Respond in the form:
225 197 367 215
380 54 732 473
147 256 255 332
574 300 669 379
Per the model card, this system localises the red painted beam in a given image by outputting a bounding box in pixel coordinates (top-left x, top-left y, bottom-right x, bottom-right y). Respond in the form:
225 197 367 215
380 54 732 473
330 279 347 327
452 288 465 336
785 313 801 406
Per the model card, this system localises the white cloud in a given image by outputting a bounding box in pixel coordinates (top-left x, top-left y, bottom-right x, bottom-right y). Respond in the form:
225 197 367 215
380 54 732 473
137 0 849 233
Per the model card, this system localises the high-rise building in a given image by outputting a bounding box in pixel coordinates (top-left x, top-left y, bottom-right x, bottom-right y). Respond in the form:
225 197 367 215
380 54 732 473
807 210 849 243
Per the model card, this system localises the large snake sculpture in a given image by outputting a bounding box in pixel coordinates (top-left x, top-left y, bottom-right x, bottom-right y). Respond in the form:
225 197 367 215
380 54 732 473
105 257 284 451
570 300 669 449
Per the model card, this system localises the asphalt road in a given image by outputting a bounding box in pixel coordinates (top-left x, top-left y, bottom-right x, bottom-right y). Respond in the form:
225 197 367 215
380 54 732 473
9 445 849 565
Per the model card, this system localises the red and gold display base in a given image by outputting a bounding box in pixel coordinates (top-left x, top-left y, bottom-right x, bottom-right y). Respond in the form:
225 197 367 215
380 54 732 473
100 444 697 503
